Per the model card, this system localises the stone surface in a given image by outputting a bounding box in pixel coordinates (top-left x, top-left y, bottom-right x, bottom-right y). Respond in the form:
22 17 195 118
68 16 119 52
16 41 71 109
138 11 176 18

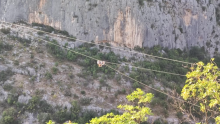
18 95 32 104
0 0 220 56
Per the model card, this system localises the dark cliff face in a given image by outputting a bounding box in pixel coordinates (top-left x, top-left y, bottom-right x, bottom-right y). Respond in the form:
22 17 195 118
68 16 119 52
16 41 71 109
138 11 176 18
1 0 220 55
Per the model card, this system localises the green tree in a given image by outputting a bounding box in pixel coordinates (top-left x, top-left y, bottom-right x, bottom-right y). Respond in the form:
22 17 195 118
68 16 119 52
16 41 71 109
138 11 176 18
181 59 220 124
88 88 153 124
47 88 154 124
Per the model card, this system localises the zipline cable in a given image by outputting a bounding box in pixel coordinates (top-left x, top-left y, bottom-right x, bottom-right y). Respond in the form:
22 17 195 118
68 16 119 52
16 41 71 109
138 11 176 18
105 64 219 114
0 21 194 65
10 29 219 115
20 31 186 77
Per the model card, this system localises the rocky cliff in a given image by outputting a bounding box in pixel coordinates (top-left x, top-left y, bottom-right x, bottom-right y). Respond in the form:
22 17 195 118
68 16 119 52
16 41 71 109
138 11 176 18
1 0 220 54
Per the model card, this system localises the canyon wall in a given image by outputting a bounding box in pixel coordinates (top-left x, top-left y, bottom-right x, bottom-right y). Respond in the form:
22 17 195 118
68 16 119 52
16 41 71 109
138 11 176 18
0 0 220 55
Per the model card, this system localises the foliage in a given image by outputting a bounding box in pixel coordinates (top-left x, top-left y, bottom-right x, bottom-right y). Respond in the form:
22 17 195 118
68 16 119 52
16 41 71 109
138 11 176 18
0 41 13 51
47 42 117 79
37 31 44 35
0 107 18 124
1 28 10 34
45 72 53 80
88 88 153 124
0 69 14 82
79 97 92 106
3 84 13 91
52 67 58 74
181 59 220 123
32 23 70 36
46 40 66 59
17 37 32 46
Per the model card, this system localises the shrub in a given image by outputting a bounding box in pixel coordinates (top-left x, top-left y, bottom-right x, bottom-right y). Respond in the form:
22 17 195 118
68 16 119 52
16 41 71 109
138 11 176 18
0 41 13 51
176 111 183 119
1 28 10 34
37 113 51 124
3 84 13 91
81 91 86 95
26 96 41 111
17 37 31 46
45 72 52 79
46 40 65 59
7 94 18 105
138 0 145 6
37 31 44 35
189 46 205 60
0 69 14 82
51 67 58 74
153 118 168 124
0 107 18 124
52 109 70 123
79 98 92 106
117 89 126 94
13 60 19 66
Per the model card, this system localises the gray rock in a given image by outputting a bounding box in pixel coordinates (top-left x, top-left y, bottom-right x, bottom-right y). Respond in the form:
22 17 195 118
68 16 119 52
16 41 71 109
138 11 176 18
18 95 31 104
0 65 7 72
0 86 8 102
27 67 36 76
4 80 14 85
0 0 220 56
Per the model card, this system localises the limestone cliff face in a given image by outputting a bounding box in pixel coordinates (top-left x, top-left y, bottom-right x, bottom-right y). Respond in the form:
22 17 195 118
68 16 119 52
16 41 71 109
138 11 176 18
1 0 220 54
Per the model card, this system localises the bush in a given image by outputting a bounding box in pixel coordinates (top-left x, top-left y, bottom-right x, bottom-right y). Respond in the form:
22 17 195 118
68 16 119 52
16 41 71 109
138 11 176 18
26 96 41 111
13 60 19 66
7 94 18 105
1 28 10 34
52 109 70 123
189 46 206 60
0 41 13 51
37 31 44 35
153 118 168 124
45 72 52 79
176 111 183 119
138 0 145 6
17 37 31 46
0 69 14 82
0 107 18 124
51 67 58 74
79 98 92 106
81 91 86 95
46 40 65 59
37 113 51 124
117 89 126 94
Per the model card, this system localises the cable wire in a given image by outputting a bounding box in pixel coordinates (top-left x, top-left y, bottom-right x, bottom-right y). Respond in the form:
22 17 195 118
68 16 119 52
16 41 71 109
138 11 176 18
105 64 219 114
8 28 219 114
0 21 194 65
20 31 186 77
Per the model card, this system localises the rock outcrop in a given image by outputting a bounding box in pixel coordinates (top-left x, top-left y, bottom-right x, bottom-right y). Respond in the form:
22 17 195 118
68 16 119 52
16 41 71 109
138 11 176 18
1 0 220 55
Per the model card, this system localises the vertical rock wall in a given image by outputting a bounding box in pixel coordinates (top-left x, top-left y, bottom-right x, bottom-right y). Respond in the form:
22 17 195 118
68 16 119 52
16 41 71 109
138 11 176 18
0 0 220 55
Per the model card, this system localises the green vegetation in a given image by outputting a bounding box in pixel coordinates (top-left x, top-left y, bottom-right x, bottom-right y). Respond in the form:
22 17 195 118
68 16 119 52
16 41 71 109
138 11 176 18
51 67 58 74
16 37 32 47
216 4 220 26
0 28 10 34
37 31 44 35
181 59 220 123
47 41 117 80
32 23 70 37
79 97 92 106
0 107 18 124
0 41 13 51
0 69 14 82
48 88 153 124
138 0 153 6
45 72 53 79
